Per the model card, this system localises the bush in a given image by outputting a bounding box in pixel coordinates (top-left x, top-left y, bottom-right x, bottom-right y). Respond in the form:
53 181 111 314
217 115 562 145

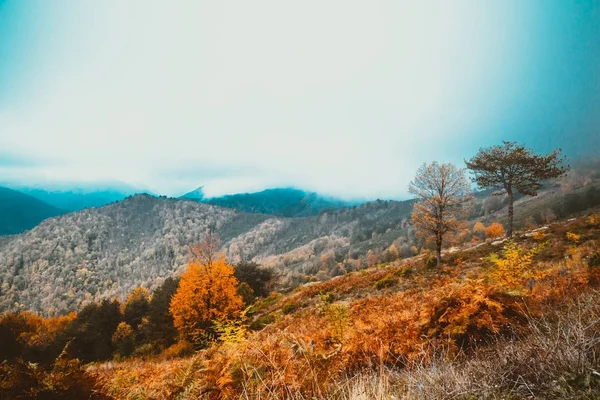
161 340 194 359
485 222 505 239
282 301 298 315
374 274 397 290
566 232 581 244
318 292 336 304
396 266 413 278
424 253 437 268
589 252 600 268
249 313 276 331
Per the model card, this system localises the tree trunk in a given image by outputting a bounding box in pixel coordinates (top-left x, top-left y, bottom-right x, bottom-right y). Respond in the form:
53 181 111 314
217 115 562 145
507 190 514 238
436 239 442 267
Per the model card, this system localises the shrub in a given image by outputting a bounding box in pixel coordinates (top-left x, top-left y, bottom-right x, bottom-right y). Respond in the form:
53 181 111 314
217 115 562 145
487 241 545 292
324 304 349 343
374 274 397 290
485 222 505 239
424 253 437 268
161 340 194 359
473 221 486 237
318 292 336 304
589 252 600 268
566 232 581 244
396 266 413 278
282 301 297 315
249 313 276 331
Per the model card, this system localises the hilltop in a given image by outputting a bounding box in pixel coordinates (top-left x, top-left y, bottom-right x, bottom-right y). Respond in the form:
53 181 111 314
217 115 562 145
182 187 357 217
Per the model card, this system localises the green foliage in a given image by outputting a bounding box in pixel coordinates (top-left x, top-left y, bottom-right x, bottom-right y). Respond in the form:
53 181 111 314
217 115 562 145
318 292 336 304
249 313 276 331
124 287 150 345
282 301 298 315
234 261 275 298
147 277 179 347
69 299 122 362
374 274 397 290
466 141 568 236
588 252 600 268
0 322 20 361
112 322 135 357
396 266 413 278
424 253 438 269
237 282 255 306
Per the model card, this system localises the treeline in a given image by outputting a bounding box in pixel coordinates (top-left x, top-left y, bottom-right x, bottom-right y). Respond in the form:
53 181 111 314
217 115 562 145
0 258 274 365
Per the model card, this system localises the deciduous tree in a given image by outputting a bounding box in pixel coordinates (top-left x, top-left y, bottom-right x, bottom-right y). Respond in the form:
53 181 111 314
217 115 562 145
234 261 275 299
466 141 567 237
409 162 472 266
123 287 150 331
170 237 243 343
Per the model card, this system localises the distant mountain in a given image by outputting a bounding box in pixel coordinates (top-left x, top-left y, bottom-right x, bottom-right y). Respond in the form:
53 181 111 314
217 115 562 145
182 187 356 217
180 186 204 201
12 182 146 212
0 187 63 235
0 194 415 315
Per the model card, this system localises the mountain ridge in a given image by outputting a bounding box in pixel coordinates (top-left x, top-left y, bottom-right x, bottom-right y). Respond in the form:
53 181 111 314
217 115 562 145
182 187 357 217
0 186 64 235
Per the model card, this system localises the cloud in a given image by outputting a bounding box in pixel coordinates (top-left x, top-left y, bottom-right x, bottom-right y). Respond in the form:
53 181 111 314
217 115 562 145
0 1 598 198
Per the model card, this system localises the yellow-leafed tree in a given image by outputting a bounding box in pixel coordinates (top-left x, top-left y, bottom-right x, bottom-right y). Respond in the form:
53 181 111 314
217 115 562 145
170 235 243 343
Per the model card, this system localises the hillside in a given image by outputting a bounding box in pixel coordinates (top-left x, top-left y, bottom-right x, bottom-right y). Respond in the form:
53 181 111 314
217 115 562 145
86 211 600 399
0 194 414 315
3 209 599 399
183 187 356 217
0 187 63 235
2 172 600 316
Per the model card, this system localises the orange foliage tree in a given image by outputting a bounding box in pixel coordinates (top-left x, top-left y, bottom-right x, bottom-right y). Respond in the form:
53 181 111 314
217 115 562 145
409 162 473 266
170 235 243 343
485 222 505 239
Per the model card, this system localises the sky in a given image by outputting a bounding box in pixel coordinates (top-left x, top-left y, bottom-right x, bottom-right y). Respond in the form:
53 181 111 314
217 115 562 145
1 1 599 199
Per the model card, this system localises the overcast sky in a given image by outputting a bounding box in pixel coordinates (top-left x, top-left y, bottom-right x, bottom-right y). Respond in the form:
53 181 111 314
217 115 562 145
1 1 599 198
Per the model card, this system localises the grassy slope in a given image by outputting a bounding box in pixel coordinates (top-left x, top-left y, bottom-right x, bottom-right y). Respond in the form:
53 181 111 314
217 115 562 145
89 209 600 399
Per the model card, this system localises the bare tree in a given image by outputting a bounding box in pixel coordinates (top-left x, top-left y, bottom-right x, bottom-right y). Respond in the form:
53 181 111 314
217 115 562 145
409 162 472 266
465 141 568 237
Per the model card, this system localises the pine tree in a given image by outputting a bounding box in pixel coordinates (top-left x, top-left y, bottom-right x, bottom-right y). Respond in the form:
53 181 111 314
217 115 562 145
466 141 567 237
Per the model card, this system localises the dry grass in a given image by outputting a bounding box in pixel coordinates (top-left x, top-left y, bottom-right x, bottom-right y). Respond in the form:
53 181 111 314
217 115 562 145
86 214 600 399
